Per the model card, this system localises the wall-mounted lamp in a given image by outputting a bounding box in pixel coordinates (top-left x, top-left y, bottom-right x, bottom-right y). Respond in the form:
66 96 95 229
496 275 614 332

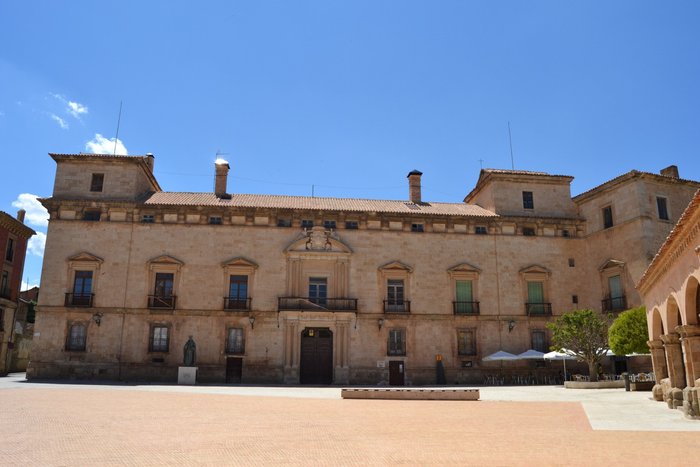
378 318 384 331
92 312 103 327
508 320 516 333
249 316 256 329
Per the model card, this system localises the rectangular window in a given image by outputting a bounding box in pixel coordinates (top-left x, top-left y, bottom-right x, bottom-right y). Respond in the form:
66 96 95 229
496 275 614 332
531 330 547 352
527 281 545 314
388 329 406 356
387 279 405 310
83 210 101 221
301 219 314 229
475 226 488 235
150 326 169 352
277 218 292 227
154 273 174 297
572 295 579 304
522 191 534 209
226 328 245 354
455 280 474 313
90 173 104 192
308 277 327 306
562 229 570 238
568 258 575 267
345 221 358 230
522 227 536 236
411 223 424 232
209 216 222 225
5 238 14 262
142 214 155 223
602 206 613 229
458 329 476 355
657 197 669 220
71 271 93 306
0 270 9 298
323 220 336 230
66 323 86 351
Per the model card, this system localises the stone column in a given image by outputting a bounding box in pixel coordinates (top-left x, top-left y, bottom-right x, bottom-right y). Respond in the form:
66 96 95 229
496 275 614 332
678 325 700 388
661 333 686 389
648 339 668 402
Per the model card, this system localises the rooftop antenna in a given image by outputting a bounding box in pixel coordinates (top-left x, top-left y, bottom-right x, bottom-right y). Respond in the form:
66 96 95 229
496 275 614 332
508 121 515 170
311 184 315 198
215 149 230 159
479 158 484 169
113 101 123 156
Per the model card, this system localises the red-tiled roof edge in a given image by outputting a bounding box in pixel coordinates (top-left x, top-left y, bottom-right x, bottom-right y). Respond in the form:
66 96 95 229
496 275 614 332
637 188 700 292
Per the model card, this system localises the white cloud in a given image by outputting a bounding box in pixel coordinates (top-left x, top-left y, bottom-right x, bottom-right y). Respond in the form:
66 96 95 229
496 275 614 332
27 231 46 257
50 113 69 129
50 93 88 119
12 194 49 227
85 133 128 155
68 101 88 118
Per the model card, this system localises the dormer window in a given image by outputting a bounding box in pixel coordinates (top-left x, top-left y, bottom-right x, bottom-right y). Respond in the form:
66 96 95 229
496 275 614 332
90 173 104 192
522 191 534 210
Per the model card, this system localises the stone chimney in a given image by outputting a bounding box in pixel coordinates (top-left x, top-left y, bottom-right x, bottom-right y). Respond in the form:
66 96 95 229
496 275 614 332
407 170 423 204
660 165 679 179
17 209 25 223
215 159 230 197
145 153 155 172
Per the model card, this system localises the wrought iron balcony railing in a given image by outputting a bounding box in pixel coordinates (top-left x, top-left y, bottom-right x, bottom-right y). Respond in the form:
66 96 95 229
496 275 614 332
224 297 252 311
148 295 176 310
65 293 94 307
383 300 411 313
278 297 358 311
602 296 627 313
453 301 480 315
525 302 552 316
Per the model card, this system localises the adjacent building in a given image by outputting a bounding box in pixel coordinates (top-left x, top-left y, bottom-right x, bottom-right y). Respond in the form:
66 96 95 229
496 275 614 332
28 153 700 385
1 210 35 375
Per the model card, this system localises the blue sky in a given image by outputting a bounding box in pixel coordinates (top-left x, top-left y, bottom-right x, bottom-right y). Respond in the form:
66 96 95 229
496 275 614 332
1 1 699 289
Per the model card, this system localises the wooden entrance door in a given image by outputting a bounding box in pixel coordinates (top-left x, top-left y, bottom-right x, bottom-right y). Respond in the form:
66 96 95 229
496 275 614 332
389 360 405 386
226 357 243 383
300 328 333 384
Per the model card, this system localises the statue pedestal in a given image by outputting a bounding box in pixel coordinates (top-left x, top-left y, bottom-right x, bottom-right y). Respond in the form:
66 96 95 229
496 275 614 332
178 366 198 385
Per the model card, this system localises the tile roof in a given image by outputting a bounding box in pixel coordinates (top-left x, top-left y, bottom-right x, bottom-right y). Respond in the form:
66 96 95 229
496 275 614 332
143 192 499 217
573 170 700 202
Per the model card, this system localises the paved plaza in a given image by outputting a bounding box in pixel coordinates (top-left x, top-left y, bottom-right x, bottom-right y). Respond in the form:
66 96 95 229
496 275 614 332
1 373 698 466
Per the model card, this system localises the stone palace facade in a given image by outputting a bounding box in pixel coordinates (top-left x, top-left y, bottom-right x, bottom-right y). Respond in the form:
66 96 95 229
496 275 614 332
28 153 700 385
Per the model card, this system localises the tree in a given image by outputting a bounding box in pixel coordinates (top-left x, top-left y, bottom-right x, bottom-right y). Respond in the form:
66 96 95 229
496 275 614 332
608 306 648 356
547 309 611 382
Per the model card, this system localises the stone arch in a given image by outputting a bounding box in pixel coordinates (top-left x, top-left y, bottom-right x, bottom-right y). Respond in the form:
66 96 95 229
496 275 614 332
649 307 663 341
664 296 681 334
683 274 700 326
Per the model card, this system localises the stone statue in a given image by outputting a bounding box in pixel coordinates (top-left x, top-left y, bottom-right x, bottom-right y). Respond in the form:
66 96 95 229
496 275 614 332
183 336 196 366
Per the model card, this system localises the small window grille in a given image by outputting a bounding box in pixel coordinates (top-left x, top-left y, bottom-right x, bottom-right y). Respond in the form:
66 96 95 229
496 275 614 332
301 219 314 229
522 227 536 236
522 191 534 209
323 220 336 230
568 258 575 267
345 221 358 230
277 218 292 227
90 173 104 192
209 216 222 225
475 226 488 235
83 210 101 221
142 215 155 223
411 223 424 232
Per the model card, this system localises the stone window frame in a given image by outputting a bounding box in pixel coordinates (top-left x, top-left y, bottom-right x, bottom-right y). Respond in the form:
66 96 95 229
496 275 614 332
225 327 246 355
221 257 258 308
655 196 670 221
147 255 184 306
148 322 171 353
598 259 626 306
65 320 88 352
602 204 614 229
90 173 104 192
457 328 477 356
530 329 548 352
378 261 413 310
522 191 534 210
519 265 552 314
447 263 481 313
5 236 15 263
66 252 104 305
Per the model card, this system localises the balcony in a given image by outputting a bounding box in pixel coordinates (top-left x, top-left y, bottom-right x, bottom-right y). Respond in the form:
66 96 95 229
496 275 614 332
383 300 411 313
278 297 358 312
65 293 94 307
602 296 627 313
224 297 252 311
525 302 552 316
148 295 176 310
453 301 480 315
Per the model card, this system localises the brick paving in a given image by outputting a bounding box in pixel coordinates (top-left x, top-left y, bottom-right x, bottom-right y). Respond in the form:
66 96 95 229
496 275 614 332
1 386 698 466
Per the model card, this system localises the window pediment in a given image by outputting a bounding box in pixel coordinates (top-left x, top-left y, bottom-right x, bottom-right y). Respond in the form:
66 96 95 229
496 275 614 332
67 252 104 264
599 259 625 272
221 256 259 269
148 254 184 271
448 262 481 274
379 261 413 273
519 264 551 276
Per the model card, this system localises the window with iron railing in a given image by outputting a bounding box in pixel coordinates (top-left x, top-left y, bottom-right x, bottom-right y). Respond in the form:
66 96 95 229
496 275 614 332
226 328 245 354
150 325 169 352
388 329 406 356
66 323 87 351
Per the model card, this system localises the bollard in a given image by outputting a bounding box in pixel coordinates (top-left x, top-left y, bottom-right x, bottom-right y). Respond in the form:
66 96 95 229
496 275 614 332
622 372 630 391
